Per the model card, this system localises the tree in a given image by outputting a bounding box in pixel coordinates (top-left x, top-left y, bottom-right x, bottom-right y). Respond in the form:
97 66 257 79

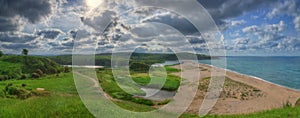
0 50 3 57
22 49 28 56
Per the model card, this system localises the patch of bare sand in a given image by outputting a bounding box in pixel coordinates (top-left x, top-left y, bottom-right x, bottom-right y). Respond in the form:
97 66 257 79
171 61 300 115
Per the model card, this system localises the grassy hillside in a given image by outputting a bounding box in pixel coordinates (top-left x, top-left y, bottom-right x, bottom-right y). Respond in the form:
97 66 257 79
0 55 63 80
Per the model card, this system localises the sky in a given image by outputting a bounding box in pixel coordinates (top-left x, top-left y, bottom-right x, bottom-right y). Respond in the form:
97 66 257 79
0 0 300 56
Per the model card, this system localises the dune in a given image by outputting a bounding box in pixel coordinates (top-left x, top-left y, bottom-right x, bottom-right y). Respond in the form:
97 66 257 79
171 61 300 115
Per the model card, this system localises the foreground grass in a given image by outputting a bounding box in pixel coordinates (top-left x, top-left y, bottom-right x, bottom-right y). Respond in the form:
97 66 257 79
180 106 300 118
0 73 94 118
0 72 158 117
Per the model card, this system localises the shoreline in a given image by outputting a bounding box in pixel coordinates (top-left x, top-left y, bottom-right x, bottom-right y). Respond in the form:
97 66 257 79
197 62 300 93
172 61 300 115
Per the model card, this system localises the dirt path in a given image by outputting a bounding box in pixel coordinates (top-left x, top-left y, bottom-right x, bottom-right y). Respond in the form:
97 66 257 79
172 61 300 115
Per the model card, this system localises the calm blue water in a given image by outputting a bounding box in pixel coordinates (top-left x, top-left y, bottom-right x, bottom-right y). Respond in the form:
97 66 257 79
198 57 300 90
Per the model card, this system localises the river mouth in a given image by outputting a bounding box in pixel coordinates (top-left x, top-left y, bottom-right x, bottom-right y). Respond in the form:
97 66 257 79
140 88 176 101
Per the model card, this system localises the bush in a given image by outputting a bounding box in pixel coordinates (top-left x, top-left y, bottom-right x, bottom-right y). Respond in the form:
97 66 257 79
295 98 300 107
157 99 171 105
21 84 27 87
36 69 44 76
20 74 27 80
130 62 150 72
283 101 292 108
63 66 70 73
0 50 3 57
31 73 40 78
3 84 31 99
0 75 5 81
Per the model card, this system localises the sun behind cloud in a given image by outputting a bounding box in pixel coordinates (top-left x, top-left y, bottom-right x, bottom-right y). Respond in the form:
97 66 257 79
85 0 103 10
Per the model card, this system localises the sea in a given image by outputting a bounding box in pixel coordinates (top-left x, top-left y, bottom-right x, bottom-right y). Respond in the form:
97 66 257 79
198 56 300 90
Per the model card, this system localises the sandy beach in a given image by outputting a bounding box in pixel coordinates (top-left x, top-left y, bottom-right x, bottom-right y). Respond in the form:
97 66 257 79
171 61 300 115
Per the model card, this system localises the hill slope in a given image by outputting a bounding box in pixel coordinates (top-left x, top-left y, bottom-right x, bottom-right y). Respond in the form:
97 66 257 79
0 55 62 80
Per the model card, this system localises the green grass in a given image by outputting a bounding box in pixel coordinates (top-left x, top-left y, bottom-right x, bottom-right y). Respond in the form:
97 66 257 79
131 73 181 91
0 73 94 117
97 69 154 106
0 72 158 117
113 101 155 112
130 67 181 91
179 106 300 118
165 66 181 73
96 66 181 106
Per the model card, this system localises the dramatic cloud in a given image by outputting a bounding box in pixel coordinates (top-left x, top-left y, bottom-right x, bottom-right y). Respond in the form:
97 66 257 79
35 29 64 39
141 12 198 35
0 0 59 32
0 32 38 43
0 0 299 55
198 0 278 24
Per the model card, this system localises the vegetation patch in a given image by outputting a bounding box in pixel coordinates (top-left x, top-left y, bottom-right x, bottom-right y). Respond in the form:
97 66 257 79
0 55 66 81
199 77 265 100
97 66 181 106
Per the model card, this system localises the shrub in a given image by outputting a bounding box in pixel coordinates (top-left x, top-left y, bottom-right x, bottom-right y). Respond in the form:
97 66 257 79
157 99 171 105
3 84 31 99
0 75 9 81
21 84 27 87
7 87 31 99
20 74 27 80
0 50 3 57
130 62 150 72
295 98 300 107
63 66 70 73
283 101 292 108
4 75 9 80
36 69 44 76
31 73 40 78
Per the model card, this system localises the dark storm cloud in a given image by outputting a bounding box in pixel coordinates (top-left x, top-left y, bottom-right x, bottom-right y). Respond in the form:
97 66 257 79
1 43 38 50
0 0 55 31
187 36 206 44
0 32 38 43
197 0 278 20
142 13 198 35
133 0 279 34
0 18 21 32
35 29 64 39
68 30 77 39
